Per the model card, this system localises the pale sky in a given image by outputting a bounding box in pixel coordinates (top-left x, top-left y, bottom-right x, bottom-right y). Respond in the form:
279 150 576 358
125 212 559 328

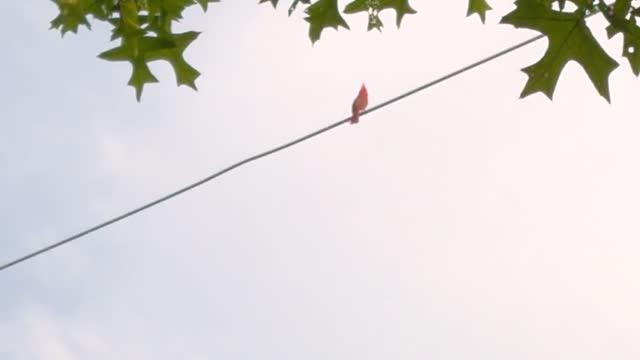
2 1 640 359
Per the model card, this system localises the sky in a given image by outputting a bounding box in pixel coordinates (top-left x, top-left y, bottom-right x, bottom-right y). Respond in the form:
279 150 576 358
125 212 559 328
2 1 640 359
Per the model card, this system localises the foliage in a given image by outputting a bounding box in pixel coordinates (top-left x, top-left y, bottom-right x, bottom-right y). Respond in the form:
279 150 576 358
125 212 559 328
502 0 618 100
49 0 640 101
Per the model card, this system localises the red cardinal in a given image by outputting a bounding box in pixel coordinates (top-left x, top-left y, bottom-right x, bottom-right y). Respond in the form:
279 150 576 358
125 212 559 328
350 84 369 124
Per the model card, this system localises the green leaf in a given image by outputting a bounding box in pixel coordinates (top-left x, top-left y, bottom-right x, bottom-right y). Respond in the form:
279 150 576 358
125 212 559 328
288 0 311 16
558 0 567 10
98 35 179 100
147 31 202 89
343 0 367 13
344 0 415 30
620 21 640 75
90 0 119 20
467 0 492 23
259 0 279 8
108 15 148 41
196 0 220 11
501 0 618 101
305 0 349 43
127 58 159 101
119 0 141 34
343 0 383 31
603 0 632 38
50 0 92 35
378 0 416 27
598 0 640 75
613 0 632 17
146 0 196 20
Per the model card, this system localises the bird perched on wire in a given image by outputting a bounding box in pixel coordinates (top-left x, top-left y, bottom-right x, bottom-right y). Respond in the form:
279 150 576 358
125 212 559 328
350 84 369 124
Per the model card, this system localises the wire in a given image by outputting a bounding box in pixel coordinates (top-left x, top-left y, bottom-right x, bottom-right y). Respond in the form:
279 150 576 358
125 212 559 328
0 34 545 273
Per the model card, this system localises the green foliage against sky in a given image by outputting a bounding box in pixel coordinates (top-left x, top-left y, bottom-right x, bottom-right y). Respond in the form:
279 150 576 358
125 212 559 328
49 0 640 101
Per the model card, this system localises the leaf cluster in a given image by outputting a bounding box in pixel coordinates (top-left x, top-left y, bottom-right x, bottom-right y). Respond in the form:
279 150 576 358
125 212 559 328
51 0 218 100
49 0 640 101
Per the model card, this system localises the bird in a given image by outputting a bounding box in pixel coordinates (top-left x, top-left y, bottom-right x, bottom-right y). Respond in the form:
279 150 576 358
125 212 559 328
350 84 369 124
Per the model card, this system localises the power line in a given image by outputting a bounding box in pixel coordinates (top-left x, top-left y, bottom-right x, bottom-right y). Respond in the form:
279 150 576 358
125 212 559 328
0 33 544 273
